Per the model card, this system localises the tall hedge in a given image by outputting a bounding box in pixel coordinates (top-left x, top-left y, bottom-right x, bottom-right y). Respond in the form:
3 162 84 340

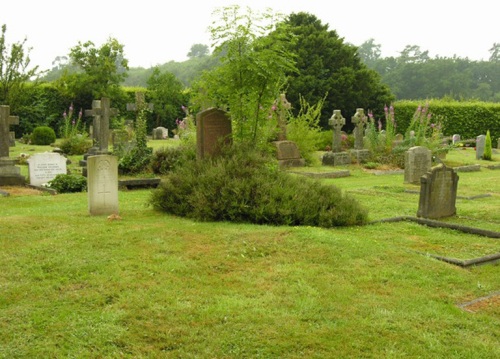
393 100 500 144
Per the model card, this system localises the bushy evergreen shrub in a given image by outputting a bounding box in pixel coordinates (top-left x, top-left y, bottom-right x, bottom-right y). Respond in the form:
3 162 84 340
47 174 87 193
483 130 492 160
150 145 196 175
31 126 56 145
149 144 368 227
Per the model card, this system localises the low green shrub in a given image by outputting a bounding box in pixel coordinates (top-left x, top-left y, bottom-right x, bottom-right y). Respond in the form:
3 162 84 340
149 144 368 227
47 174 87 193
31 126 56 145
59 134 92 155
150 145 196 175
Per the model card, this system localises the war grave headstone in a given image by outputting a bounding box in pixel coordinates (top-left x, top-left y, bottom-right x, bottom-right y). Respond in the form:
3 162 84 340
475 134 485 160
196 108 232 159
27 152 67 186
0 105 25 186
81 98 118 176
271 94 305 167
417 164 459 219
87 155 119 216
322 110 351 166
404 146 432 184
452 134 461 145
350 108 370 163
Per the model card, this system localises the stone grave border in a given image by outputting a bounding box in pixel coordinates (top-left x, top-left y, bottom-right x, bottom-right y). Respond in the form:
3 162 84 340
369 216 500 267
457 291 500 313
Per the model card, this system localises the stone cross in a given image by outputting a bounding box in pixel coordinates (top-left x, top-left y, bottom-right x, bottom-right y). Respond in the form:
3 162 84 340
85 100 101 148
276 93 291 141
85 97 118 154
0 105 19 158
126 92 153 113
328 110 345 153
351 108 367 150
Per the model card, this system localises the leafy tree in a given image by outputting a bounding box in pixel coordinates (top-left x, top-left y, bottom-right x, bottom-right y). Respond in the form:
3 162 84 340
192 5 297 145
357 38 382 67
282 12 394 130
146 66 188 129
0 24 42 107
57 37 129 99
187 44 210 58
398 45 430 64
489 43 500 62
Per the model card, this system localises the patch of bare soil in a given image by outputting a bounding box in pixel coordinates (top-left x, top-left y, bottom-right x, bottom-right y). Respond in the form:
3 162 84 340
0 186 44 196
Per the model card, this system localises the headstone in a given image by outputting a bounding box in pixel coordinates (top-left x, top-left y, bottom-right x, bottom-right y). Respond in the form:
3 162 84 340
0 105 25 185
126 92 154 112
152 127 168 139
84 97 118 154
276 93 291 141
196 108 232 159
476 134 485 160
27 152 67 186
274 140 306 167
322 109 351 166
417 164 459 219
9 131 15 147
404 146 432 184
452 134 461 144
87 155 119 215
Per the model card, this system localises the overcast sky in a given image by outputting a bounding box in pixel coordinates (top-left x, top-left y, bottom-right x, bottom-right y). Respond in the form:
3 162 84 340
1 0 498 71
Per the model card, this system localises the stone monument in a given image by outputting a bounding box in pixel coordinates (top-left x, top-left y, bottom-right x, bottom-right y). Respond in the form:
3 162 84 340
350 108 370 163
404 146 432 184
27 152 67 186
87 155 119 215
196 108 232 159
0 105 25 185
322 110 351 166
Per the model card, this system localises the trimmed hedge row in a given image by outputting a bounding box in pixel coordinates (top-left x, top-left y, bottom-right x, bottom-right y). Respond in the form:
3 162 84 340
393 100 500 144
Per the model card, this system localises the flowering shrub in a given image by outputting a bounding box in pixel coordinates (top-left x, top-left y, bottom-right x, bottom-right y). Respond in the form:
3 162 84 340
59 103 91 155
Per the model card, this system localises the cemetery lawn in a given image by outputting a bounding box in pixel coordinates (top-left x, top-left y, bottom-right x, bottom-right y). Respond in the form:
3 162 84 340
0 145 499 358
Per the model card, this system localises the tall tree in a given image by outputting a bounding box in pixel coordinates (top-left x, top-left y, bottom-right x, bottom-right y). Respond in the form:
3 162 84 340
283 13 394 129
187 44 210 59
357 38 382 68
0 24 41 106
147 67 188 129
192 5 297 145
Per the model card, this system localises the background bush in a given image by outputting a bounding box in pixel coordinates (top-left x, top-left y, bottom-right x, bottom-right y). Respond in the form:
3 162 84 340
47 174 87 193
31 126 56 145
149 144 368 227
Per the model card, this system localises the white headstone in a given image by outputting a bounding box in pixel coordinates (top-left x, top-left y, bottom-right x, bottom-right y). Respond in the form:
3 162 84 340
27 152 67 186
476 134 486 160
87 155 119 215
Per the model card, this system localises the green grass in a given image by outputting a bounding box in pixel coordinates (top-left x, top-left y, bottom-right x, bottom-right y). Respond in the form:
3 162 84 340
0 144 499 358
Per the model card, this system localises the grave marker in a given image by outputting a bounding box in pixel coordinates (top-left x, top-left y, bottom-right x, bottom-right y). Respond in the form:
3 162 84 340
476 134 485 160
27 152 67 186
196 108 232 159
84 97 118 154
0 105 24 185
417 164 459 219
404 146 432 184
322 110 351 166
87 155 119 215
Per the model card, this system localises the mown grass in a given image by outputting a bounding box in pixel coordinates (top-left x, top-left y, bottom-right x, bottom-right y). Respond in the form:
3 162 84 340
0 144 499 358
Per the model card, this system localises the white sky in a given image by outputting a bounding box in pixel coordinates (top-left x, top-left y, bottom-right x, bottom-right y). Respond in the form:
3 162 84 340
1 0 498 71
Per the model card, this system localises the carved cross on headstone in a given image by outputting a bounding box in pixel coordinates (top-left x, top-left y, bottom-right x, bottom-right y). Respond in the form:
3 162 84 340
0 105 19 158
84 98 118 154
328 110 346 153
276 93 291 141
351 108 367 150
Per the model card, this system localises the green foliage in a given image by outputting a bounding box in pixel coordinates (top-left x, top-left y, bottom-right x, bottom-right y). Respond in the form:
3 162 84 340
149 144 368 227
192 5 297 146
150 144 196 175
483 130 492 160
146 67 188 130
59 134 92 155
0 24 43 105
47 173 87 193
30 126 56 145
283 13 395 130
286 94 325 164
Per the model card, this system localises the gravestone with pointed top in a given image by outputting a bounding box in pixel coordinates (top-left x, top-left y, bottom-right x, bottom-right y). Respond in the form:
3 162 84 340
0 105 25 185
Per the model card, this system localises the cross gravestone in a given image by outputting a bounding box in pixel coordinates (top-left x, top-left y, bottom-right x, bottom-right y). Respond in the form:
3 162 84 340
196 108 232 159
322 110 351 166
475 134 485 160
0 105 25 185
349 108 370 163
27 152 67 186
82 98 118 176
404 146 432 184
126 91 154 113
417 164 459 219
9 131 15 147
87 155 119 215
